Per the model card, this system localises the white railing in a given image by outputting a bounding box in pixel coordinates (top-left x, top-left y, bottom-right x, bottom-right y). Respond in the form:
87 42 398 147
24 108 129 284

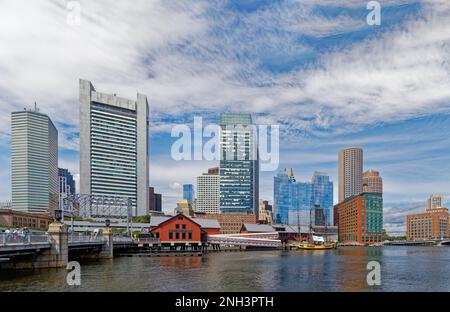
69 233 104 243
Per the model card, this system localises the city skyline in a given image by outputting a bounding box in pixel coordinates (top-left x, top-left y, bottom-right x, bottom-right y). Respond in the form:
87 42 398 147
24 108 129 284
0 1 450 235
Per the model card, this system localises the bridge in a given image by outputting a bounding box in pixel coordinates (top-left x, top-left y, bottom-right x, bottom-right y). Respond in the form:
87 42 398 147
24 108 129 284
384 239 450 246
207 232 282 248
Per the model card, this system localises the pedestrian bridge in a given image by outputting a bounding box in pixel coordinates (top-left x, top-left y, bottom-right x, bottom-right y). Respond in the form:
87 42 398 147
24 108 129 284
207 232 281 248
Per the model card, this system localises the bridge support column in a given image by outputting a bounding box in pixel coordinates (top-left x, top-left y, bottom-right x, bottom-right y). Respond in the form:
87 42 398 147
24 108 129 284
99 227 114 259
36 221 68 269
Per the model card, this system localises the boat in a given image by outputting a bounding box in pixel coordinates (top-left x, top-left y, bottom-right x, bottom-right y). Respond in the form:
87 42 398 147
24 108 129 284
287 205 337 251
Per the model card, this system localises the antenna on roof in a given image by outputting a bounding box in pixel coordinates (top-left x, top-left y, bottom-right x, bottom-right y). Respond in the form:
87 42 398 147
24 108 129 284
34 101 39 112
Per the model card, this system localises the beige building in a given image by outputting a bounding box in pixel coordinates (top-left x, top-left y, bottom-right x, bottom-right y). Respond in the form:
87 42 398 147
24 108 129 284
174 199 194 217
338 147 363 202
428 194 444 209
406 207 449 240
258 200 273 224
195 168 220 214
362 169 383 194
194 212 257 234
0 209 53 230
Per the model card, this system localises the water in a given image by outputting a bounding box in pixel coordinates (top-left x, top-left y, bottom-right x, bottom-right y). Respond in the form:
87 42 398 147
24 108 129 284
1 246 449 292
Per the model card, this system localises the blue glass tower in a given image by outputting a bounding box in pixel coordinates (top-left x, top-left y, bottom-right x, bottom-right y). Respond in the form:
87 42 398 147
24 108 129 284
219 113 259 216
183 184 195 205
274 169 333 226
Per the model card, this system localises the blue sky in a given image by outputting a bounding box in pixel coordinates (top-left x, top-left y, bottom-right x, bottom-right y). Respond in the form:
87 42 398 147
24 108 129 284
0 0 450 234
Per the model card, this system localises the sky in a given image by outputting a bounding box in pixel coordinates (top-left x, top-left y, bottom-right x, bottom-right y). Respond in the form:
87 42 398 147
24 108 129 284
1 0 450 235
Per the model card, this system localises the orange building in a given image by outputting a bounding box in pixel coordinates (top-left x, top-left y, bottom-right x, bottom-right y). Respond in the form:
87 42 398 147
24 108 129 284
149 214 220 247
406 207 449 240
334 193 383 244
0 209 53 230
194 212 257 234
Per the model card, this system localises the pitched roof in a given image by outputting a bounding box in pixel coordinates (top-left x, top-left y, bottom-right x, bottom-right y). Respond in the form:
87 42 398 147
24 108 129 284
149 215 220 229
242 223 276 233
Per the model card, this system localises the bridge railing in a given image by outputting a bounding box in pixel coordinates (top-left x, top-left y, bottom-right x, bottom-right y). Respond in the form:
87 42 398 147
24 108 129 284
69 233 105 243
0 233 49 246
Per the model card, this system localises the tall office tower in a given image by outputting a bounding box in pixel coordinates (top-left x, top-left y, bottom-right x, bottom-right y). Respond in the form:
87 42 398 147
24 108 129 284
148 186 162 212
338 147 363 203
312 172 334 226
183 184 195 205
196 169 220 214
362 169 383 194
219 113 259 216
428 194 444 209
274 169 295 224
79 79 149 216
58 168 76 209
11 107 58 213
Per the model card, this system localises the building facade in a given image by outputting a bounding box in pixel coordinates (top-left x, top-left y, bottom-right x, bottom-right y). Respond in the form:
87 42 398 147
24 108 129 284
334 193 383 244
58 168 76 210
11 109 58 213
338 147 363 202
183 184 195 205
274 169 333 226
428 194 444 209
406 207 449 240
174 199 194 217
79 79 149 216
194 212 257 234
362 169 383 194
148 187 162 212
0 209 53 230
196 169 220 214
258 200 273 224
219 113 258 216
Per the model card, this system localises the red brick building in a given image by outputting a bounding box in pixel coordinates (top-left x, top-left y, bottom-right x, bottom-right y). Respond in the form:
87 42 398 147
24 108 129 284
150 214 220 247
0 209 53 230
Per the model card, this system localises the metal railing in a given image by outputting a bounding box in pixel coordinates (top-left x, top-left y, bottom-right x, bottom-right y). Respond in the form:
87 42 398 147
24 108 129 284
0 233 49 246
69 233 105 243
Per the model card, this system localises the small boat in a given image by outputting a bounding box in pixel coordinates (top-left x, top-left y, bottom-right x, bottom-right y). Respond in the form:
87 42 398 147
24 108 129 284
288 235 337 250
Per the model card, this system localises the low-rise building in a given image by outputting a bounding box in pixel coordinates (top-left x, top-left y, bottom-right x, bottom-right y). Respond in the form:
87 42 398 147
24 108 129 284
149 214 220 247
406 207 449 240
0 209 53 230
194 212 257 234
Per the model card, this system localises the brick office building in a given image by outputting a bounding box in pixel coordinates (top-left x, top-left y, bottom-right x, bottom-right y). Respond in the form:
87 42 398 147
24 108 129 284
406 207 449 240
0 209 53 230
194 212 257 234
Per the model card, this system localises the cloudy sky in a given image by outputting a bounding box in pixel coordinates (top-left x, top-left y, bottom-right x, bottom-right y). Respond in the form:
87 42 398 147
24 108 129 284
1 0 450 234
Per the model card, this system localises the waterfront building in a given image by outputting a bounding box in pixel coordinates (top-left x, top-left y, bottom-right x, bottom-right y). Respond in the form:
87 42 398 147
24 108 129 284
148 187 162 212
240 223 276 233
428 193 444 209
174 199 194 217
274 169 333 226
334 193 383 244
58 168 76 210
406 207 449 240
0 209 53 230
194 212 257 234
258 200 273 224
149 214 221 247
338 147 363 202
312 172 334 225
183 184 195 205
362 169 383 194
219 113 259 216
79 79 149 216
11 107 58 213
196 169 220 214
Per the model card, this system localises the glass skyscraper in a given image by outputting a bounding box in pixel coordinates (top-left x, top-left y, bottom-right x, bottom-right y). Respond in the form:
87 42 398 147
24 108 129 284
79 79 149 216
219 113 259 216
274 169 333 226
11 108 58 213
183 184 195 205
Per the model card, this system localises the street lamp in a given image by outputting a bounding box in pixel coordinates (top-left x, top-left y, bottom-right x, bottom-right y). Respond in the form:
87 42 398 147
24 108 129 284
105 219 111 227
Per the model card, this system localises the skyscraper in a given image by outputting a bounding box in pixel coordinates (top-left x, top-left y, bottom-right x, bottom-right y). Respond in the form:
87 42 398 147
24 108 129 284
58 168 76 210
428 194 444 209
79 79 149 216
362 169 383 194
312 172 334 226
196 169 220 214
183 184 195 205
149 186 162 212
11 107 58 213
219 113 258 216
338 147 363 202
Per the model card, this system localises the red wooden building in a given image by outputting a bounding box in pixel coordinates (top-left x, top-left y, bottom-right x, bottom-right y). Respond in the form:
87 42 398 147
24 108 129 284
150 213 220 248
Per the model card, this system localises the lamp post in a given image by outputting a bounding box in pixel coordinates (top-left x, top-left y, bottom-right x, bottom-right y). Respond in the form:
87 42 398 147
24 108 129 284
54 209 63 222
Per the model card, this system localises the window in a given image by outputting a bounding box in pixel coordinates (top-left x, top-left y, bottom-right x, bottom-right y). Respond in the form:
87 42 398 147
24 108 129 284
182 224 186 229
175 233 179 239
169 232 173 239
175 224 179 229
182 233 186 239
188 232 192 239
